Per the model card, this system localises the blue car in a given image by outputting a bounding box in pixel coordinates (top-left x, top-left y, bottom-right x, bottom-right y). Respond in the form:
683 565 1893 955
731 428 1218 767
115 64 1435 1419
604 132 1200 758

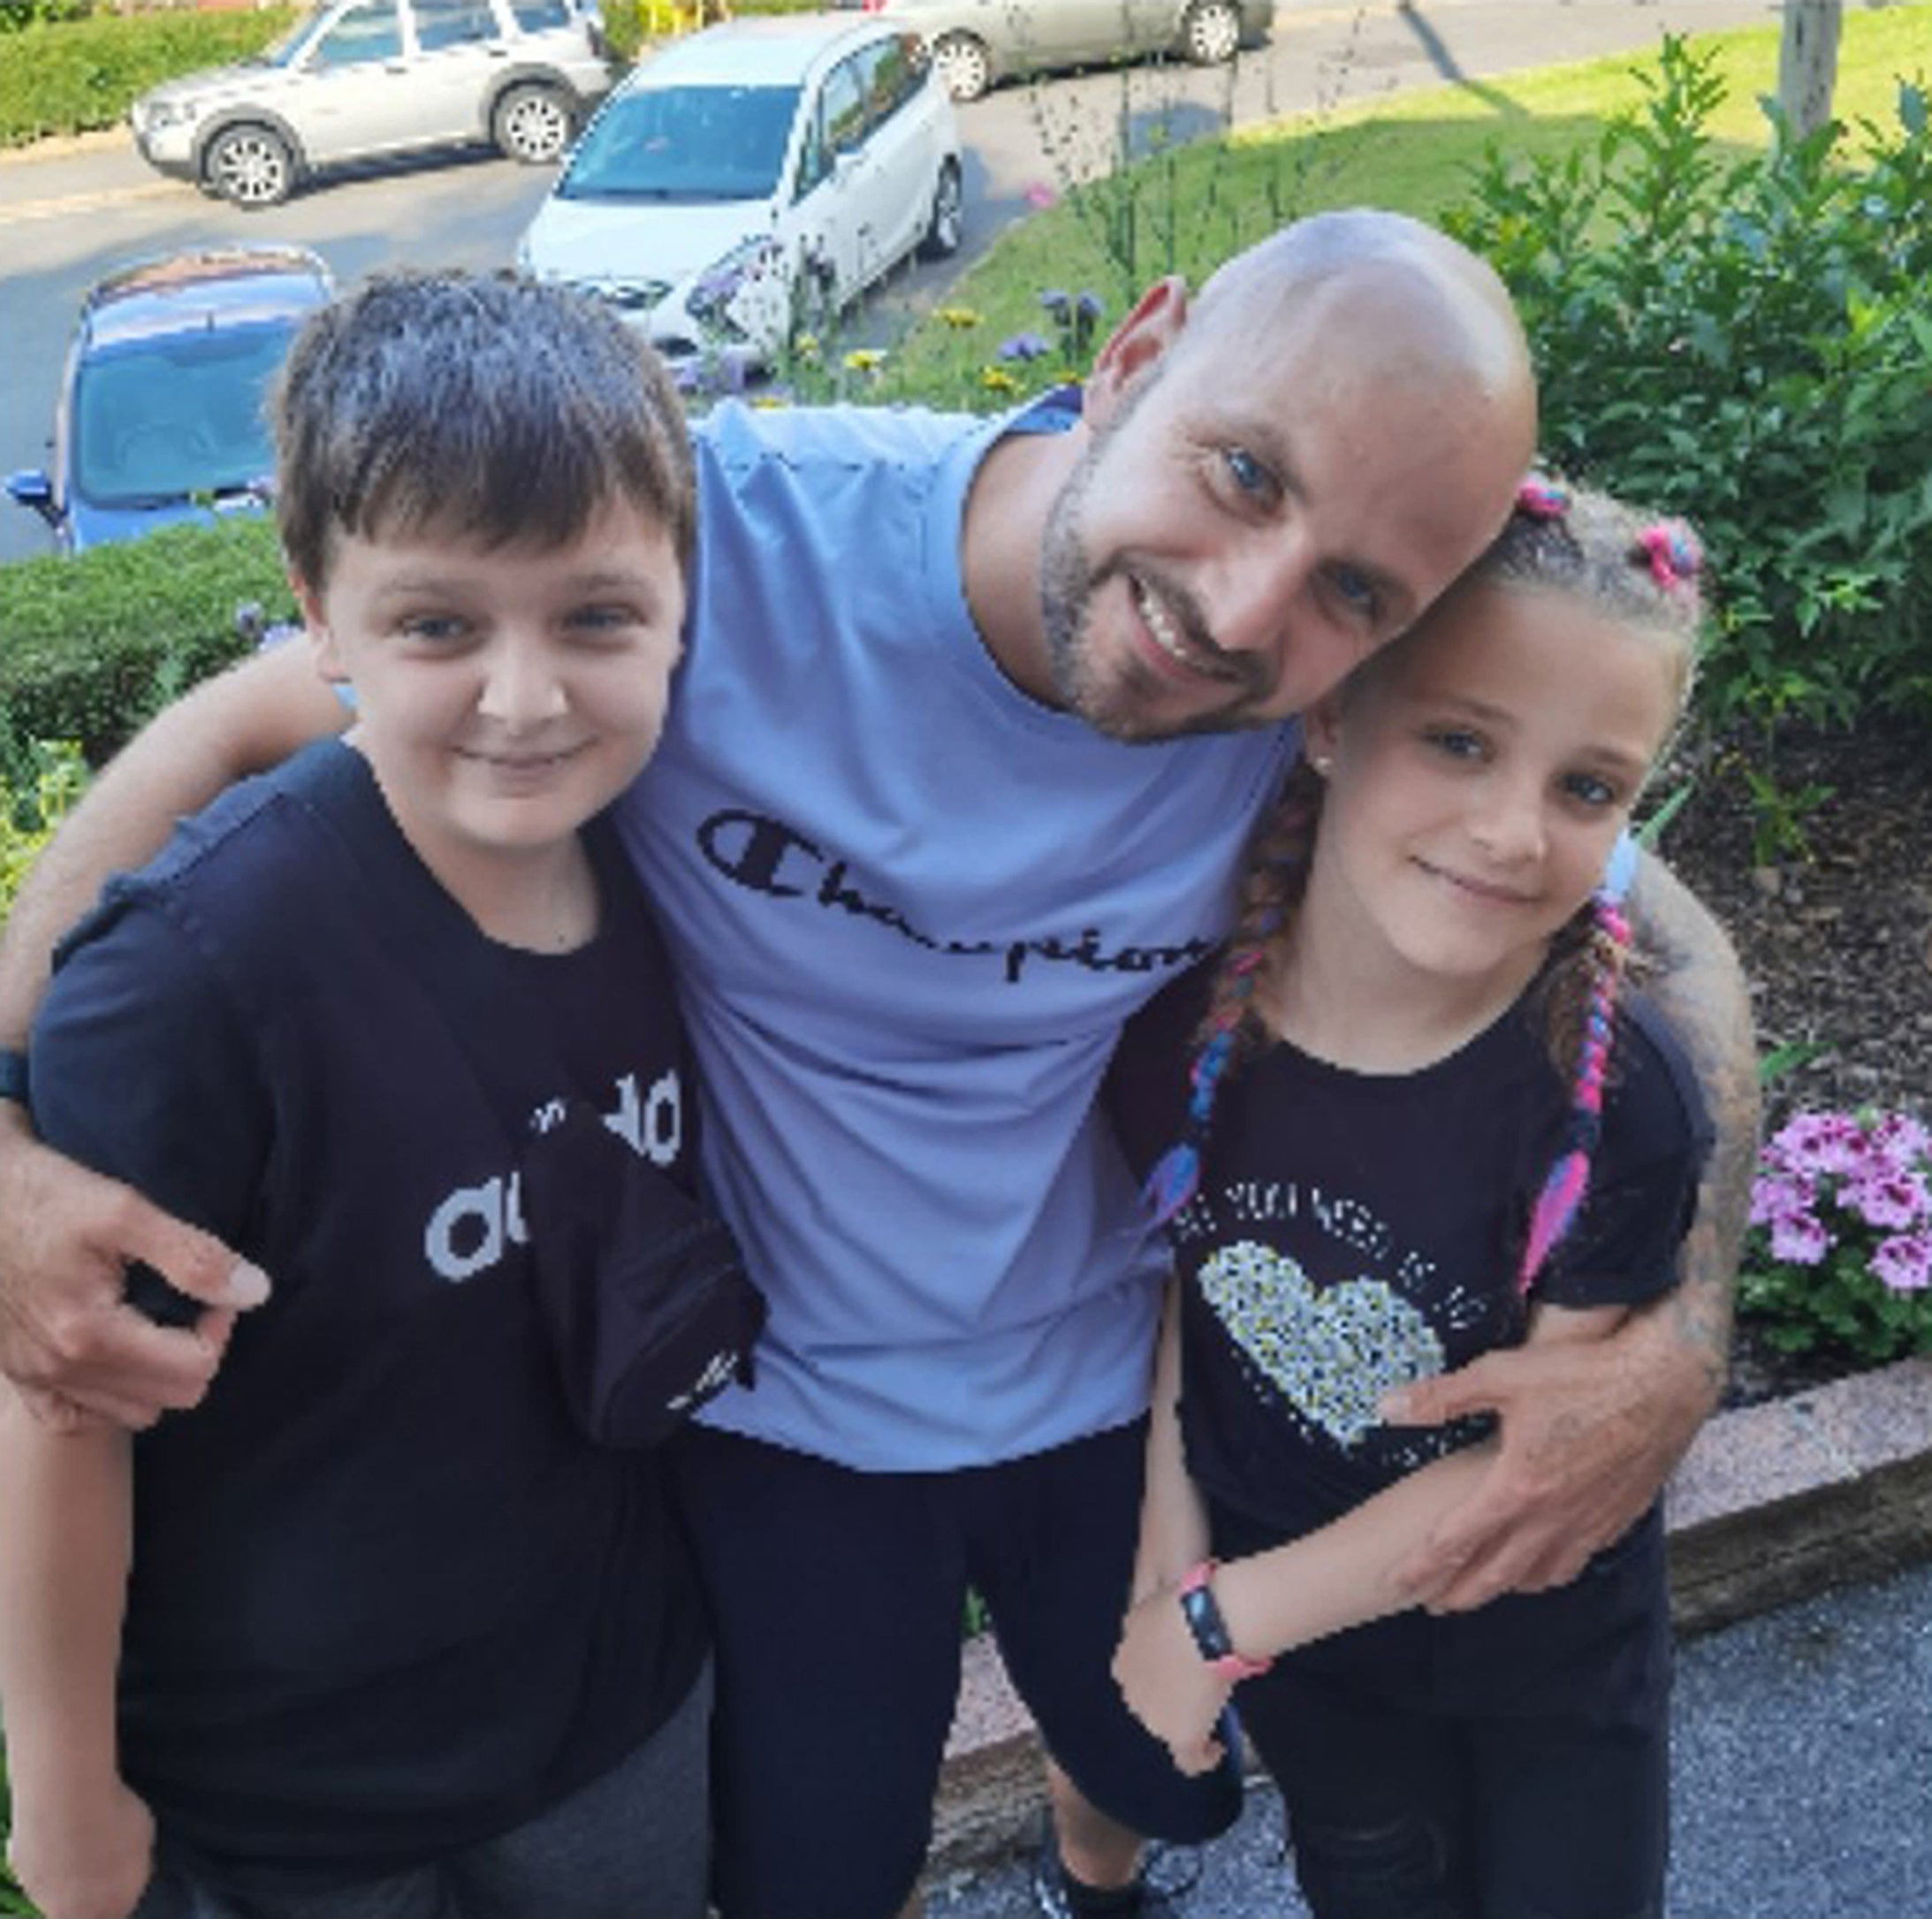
6 245 334 555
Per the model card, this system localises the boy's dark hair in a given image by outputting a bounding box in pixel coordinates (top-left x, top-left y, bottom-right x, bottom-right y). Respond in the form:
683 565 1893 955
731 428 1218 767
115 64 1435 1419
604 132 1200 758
271 271 694 590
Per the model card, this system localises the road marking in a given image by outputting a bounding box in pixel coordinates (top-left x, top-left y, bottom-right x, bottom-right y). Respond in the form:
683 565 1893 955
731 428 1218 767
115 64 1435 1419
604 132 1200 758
0 179 181 227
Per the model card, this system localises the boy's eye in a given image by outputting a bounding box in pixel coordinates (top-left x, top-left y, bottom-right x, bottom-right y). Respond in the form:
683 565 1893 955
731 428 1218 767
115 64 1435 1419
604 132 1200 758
1563 771 1621 809
399 613 470 644
567 604 647 642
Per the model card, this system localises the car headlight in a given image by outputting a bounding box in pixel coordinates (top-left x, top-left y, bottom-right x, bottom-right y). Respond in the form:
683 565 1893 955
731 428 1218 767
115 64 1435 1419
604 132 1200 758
684 235 787 342
140 98 201 133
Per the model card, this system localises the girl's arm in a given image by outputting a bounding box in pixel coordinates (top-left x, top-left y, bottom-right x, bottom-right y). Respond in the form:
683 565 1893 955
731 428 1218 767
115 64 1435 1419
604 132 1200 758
1114 1303 1625 1771
0 1382 155 1919
1130 1279 1210 1604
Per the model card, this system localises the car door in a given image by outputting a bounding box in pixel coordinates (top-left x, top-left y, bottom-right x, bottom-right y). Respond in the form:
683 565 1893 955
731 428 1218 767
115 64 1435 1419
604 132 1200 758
285 0 420 164
793 52 871 308
847 34 940 278
400 0 509 148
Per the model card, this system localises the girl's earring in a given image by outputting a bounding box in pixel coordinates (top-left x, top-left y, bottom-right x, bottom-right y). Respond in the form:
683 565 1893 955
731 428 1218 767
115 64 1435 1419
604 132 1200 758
1311 755 1334 777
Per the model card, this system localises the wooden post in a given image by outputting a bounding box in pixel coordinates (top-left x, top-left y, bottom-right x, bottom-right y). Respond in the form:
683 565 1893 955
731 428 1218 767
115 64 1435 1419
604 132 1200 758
1777 0 1844 141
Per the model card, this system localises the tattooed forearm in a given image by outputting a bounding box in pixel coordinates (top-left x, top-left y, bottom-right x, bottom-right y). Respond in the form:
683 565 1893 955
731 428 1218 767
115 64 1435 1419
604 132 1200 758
1628 849 1760 1403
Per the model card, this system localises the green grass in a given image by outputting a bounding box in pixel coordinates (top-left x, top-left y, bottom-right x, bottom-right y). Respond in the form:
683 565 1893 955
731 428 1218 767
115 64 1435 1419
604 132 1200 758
847 4 1931 406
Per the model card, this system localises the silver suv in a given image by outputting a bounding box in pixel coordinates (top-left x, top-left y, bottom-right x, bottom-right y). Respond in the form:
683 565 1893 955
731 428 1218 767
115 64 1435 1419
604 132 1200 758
129 0 614 208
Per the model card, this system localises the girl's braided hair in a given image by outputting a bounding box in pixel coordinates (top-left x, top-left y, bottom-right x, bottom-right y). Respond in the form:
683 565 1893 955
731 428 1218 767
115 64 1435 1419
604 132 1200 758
1144 476 1704 1298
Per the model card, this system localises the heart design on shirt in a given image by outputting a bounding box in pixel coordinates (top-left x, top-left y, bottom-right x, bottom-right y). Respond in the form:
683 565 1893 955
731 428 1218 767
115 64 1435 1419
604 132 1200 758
1198 1240 1446 1448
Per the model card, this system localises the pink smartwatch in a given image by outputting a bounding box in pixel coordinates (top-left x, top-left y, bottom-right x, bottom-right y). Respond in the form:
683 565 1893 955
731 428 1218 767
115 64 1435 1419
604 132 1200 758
1177 1560 1272 1680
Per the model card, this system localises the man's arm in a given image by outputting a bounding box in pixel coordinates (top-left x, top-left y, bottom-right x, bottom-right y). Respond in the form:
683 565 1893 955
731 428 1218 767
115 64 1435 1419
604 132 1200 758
0 643 343 1428
1382 849 1759 1608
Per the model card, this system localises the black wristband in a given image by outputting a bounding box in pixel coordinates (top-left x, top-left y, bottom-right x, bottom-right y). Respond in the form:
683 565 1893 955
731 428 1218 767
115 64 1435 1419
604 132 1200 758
0 1047 28 1107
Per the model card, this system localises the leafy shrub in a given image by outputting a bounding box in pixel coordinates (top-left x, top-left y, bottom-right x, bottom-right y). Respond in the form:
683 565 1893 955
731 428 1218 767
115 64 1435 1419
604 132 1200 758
0 516 290 762
598 0 827 65
1446 37 1932 739
0 737 90 925
0 4 295 145
0 0 95 34
1741 1108 1932 1363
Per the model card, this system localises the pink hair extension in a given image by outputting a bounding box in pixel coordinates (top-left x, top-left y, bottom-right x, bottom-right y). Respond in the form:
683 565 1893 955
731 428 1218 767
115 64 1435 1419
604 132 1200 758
1635 522 1702 590
1517 893 1633 1294
1516 475 1571 520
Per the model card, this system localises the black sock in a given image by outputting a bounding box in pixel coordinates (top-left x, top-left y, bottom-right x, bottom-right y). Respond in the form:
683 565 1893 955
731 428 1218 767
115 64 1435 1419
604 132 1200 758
1055 1861 1145 1916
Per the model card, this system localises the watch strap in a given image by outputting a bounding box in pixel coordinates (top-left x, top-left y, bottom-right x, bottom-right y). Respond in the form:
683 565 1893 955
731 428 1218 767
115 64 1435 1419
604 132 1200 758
1177 1559 1271 1680
0 1047 28 1107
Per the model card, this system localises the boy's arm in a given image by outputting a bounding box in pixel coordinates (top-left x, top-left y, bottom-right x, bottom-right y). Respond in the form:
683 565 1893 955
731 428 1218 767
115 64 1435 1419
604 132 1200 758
0 1382 153 1919
1381 850 1757 1609
0 643 338 1429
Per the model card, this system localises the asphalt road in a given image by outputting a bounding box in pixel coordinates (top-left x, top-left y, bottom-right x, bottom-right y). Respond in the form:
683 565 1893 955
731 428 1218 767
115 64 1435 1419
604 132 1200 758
926 1555 1932 1919
0 0 1780 565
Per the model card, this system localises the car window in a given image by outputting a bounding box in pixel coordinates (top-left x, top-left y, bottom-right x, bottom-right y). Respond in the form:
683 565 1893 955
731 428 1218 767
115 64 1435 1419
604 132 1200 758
413 0 499 50
309 0 403 67
819 55 868 157
558 84 801 202
862 34 921 125
508 0 573 27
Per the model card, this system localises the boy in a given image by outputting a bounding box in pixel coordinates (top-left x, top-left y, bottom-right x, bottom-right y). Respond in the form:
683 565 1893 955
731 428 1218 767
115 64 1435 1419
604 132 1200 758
0 273 711 1919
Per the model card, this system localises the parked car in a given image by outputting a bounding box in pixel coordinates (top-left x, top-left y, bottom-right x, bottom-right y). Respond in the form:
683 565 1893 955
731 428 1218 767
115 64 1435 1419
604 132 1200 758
515 13 962 381
127 0 613 208
5 247 335 556
850 0 1271 100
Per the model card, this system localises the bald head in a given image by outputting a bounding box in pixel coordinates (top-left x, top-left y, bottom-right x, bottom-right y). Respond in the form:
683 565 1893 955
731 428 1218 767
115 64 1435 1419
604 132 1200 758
1189 208 1534 438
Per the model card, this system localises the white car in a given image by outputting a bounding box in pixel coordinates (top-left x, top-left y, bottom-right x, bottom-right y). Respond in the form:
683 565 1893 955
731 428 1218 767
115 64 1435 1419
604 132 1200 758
516 13 963 379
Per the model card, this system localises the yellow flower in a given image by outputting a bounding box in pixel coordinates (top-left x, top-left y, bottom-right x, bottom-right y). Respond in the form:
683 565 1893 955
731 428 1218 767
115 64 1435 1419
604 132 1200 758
843 348 886 373
791 333 821 362
935 305 983 330
979 366 1020 395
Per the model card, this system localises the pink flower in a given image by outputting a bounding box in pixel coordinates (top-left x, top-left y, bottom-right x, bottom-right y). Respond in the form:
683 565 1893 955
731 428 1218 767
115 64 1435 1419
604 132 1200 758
1843 1169 1931 1232
1749 1171 1814 1227
1872 1233 1932 1293
1869 1111 1932 1169
1768 1210 1833 1266
1023 182 1059 209
1768 1109 1868 1177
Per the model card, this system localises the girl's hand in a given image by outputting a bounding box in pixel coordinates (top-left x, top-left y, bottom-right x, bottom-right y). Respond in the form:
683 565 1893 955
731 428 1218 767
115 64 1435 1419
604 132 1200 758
1112 1584 1234 1776
7 1775 156 1919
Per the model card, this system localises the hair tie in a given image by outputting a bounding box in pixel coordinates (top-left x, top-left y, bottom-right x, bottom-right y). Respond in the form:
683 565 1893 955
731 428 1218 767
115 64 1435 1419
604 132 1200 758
1516 476 1570 520
1635 522 1701 590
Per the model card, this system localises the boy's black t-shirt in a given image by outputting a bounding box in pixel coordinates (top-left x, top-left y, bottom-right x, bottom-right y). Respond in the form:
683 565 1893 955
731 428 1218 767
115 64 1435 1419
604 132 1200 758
31 740 709 1891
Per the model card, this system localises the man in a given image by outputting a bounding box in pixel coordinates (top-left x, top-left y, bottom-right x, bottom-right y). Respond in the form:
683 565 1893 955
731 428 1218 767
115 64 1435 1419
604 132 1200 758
0 212 1754 1919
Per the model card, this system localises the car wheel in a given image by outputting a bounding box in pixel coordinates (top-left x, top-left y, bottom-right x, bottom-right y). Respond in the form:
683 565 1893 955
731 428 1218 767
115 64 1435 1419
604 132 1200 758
203 124 295 209
931 33 992 103
916 159 964 262
1180 0 1242 65
493 82 574 164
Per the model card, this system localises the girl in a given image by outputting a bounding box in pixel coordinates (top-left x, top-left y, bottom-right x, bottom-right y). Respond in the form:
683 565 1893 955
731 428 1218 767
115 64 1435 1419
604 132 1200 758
1109 479 1711 1919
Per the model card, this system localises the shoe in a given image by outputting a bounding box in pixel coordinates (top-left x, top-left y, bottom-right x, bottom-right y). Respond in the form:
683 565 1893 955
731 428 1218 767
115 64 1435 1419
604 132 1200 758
1030 1818 1201 1918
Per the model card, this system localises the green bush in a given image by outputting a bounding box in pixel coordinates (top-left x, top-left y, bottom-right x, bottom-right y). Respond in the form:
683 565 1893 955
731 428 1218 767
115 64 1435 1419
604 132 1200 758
0 0 95 34
1446 36 1932 738
0 4 295 145
0 517 291 763
599 0 835 65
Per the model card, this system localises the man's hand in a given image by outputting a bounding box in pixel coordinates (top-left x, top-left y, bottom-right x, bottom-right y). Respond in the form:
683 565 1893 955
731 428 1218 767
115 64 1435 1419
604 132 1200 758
1112 1584 1233 1777
1381 1310 1715 1611
0 1119 267 1431
7 1774 156 1919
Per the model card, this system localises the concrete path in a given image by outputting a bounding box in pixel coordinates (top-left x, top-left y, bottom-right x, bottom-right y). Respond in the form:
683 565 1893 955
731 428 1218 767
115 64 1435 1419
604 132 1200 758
926 1557 1932 1918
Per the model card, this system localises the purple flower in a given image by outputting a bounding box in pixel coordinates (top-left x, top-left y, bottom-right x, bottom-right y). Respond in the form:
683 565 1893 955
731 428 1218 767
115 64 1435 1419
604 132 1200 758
998 331 1052 362
1844 1169 1931 1231
1767 1109 1868 1177
1872 1233 1932 1292
1768 1209 1833 1266
1749 1171 1813 1228
1038 288 1071 320
1869 1111 1932 1169
1076 291 1104 321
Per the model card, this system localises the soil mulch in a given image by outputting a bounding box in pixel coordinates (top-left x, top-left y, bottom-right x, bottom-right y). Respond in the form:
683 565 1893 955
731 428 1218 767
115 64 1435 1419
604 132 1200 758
1656 715 1932 1409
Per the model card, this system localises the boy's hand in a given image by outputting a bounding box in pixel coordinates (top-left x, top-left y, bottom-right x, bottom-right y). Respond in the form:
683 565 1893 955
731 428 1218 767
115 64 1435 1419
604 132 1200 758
8 1775 156 1919
0 1118 267 1430
1381 1314 1712 1609
1112 1585 1233 1777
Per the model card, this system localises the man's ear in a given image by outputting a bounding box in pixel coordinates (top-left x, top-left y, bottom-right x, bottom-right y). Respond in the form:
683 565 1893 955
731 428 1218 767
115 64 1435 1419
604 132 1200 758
290 567 344 682
1083 276 1189 430
1304 691 1345 770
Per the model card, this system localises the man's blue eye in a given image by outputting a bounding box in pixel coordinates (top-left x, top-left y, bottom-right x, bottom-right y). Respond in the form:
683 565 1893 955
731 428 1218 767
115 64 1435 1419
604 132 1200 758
1223 447 1271 497
1330 566 1380 618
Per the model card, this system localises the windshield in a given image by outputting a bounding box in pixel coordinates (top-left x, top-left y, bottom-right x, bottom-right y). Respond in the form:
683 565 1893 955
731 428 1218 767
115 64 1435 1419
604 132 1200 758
72 324 295 507
256 8 331 65
559 84 801 202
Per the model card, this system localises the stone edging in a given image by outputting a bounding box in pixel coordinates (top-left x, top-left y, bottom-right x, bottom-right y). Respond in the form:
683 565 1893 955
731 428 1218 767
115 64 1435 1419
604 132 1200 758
927 1356 1932 1881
